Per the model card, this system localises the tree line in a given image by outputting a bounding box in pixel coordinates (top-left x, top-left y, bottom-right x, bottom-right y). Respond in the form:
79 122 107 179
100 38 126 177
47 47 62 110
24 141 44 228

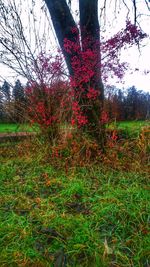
105 86 150 121
0 80 149 123
0 80 26 123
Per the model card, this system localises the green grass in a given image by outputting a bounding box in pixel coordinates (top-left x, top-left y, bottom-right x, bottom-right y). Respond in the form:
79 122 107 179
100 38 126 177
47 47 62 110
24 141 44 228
0 154 149 266
0 120 149 134
108 120 150 138
116 120 149 130
0 123 38 133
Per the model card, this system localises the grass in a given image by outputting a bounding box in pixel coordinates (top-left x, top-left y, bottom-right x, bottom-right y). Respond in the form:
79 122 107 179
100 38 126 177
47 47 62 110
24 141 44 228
0 123 38 133
0 120 149 136
116 120 150 132
0 139 149 267
108 120 150 138
116 120 149 128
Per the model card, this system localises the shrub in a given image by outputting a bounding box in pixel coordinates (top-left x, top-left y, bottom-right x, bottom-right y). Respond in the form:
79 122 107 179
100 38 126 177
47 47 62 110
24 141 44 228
26 80 71 141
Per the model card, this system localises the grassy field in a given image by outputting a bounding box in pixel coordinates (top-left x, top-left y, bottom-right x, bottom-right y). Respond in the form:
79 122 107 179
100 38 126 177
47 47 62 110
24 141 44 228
107 120 150 138
115 120 149 129
114 120 149 132
0 120 149 135
0 123 38 133
0 130 149 267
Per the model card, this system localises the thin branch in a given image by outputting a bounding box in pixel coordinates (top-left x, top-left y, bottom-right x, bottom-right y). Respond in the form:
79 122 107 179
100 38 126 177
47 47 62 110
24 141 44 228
132 0 137 24
144 0 150 11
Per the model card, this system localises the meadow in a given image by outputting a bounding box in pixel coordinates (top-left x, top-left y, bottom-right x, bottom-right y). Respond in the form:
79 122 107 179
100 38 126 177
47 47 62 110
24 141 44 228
0 120 149 135
0 123 39 133
0 121 149 267
108 120 150 138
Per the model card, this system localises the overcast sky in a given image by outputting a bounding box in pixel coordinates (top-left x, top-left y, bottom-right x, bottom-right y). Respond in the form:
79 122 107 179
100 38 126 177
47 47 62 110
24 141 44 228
0 0 150 92
98 0 150 92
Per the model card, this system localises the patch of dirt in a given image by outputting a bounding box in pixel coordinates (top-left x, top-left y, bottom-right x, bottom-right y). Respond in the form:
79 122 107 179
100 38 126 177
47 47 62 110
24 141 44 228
0 132 36 142
0 132 36 137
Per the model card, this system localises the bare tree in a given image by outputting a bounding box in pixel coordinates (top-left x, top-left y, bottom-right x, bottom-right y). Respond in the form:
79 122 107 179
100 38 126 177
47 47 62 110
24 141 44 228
0 0 149 80
0 0 56 82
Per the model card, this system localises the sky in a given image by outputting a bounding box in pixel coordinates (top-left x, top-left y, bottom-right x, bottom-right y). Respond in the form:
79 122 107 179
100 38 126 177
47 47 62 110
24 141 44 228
98 0 150 92
0 0 150 92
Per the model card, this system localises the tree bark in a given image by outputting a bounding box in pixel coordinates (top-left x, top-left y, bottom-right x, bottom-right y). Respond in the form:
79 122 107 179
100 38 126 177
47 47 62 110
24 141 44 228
44 0 79 76
79 0 105 146
45 0 105 148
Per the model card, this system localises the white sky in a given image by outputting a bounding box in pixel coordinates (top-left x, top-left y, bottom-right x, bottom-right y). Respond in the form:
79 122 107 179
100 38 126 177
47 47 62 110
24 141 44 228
97 0 150 92
0 0 150 92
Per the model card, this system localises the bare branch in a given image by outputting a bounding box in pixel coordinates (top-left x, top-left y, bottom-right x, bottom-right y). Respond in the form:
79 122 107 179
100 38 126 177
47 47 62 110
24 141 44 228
0 0 56 82
144 0 150 11
132 0 137 24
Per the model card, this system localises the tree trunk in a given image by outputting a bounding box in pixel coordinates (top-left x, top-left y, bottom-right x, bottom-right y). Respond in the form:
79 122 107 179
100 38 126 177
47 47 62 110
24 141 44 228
44 0 79 76
45 0 105 148
79 0 105 146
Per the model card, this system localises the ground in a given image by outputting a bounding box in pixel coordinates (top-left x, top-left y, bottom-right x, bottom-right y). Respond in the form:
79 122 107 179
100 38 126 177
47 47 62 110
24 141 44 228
0 121 149 267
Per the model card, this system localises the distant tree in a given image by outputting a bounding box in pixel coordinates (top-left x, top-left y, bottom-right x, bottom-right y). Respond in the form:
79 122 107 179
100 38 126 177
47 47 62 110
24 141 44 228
137 91 150 120
0 85 5 122
117 89 125 120
1 80 11 103
104 86 150 121
145 93 150 119
0 80 11 122
125 86 137 119
0 86 3 105
104 86 125 121
13 80 25 102
12 80 26 122
111 89 125 121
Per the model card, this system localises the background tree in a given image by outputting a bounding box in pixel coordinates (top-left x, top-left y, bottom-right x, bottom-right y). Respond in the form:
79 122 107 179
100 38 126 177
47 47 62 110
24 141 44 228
1 80 11 103
0 80 11 122
104 86 150 121
0 85 5 122
12 79 26 122
125 87 150 120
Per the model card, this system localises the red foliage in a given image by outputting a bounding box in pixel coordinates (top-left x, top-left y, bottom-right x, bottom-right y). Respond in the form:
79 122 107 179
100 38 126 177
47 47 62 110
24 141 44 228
71 101 88 127
26 80 71 133
101 21 147 81
101 111 109 124
26 21 147 132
